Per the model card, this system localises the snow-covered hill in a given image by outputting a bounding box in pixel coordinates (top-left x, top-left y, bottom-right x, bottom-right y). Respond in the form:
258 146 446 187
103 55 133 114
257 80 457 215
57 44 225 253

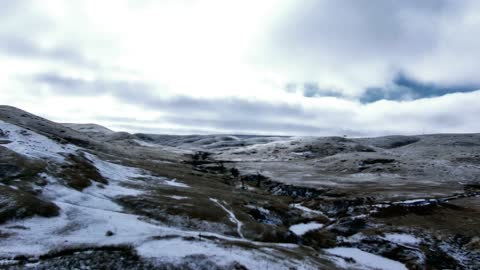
0 108 327 269
1 105 479 269
61 123 115 136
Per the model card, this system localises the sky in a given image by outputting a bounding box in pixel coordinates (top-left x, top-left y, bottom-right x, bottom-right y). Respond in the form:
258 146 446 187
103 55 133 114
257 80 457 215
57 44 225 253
1 0 480 136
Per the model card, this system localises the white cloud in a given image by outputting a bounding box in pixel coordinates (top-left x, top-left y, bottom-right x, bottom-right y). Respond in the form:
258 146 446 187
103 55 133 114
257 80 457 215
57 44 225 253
1 0 479 135
254 0 480 95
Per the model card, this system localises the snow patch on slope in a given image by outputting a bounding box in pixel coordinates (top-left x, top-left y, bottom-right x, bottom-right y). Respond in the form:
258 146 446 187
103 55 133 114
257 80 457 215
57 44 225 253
41 176 122 212
291 203 324 216
384 233 420 245
167 195 189 200
84 153 144 182
164 179 190 188
210 198 244 239
0 194 316 269
137 237 302 270
0 120 77 161
84 153 189 189
289 222 324 236
326 247 408 270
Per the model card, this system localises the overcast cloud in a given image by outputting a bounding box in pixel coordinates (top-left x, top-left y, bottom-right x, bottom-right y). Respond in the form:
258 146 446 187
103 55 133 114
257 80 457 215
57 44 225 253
1 0 479 136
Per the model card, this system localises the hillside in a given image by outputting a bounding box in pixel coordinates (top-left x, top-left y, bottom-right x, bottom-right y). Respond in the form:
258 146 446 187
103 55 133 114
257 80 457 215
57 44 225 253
0 105 479 269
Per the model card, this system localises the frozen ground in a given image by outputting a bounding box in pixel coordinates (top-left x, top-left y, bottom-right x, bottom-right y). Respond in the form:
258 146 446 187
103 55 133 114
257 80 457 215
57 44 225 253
1 107 331 269
326 247 408 270
0 120 77 161
0 119 322 269
211 134 480 200
289 222 324 236
1 105 480 269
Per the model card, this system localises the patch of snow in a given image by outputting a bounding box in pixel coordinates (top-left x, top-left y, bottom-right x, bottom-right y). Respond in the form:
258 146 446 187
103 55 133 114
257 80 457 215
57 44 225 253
62 123 114 135
338 233 368 244
291 203 323 215
245 204 270 215
395 199 427 204
24 262 40 268
84 152 189 189
292 151 313 157
133 139 160 148
351 214 368 219
392 198 436 206
0 259 18 266
0 195 315 269
167 195 189 200
0 132 319 268
245 204 282 225
164 179 190 188
384 233 420 245
137 237 311 270
326 247 408 270
39 173 133 212
210 198 244 238
289 222 323 236
84 153 145 181
0 201 169 256
0 120 77 161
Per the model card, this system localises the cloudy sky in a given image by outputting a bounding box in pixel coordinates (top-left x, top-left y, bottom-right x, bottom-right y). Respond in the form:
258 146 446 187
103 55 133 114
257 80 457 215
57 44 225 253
1 0 480 136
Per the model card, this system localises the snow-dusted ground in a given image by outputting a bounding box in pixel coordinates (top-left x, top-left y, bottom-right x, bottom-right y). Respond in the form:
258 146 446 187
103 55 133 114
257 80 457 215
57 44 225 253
133 139 160 148
164 179 190 188
289 222 324 236
137 237 303 269
1 165 315 269
0 120 322 269
326 247 408 270
0 198 317 269
2 108 480 269
291 203 324 216
0 120 77 161
167 195 189 200
62 123 115 135
85 152 189 189
210 198 244 239
384 233 420 245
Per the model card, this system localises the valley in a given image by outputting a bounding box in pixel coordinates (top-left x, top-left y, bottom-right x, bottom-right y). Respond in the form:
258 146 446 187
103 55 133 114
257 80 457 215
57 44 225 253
1 105 479 269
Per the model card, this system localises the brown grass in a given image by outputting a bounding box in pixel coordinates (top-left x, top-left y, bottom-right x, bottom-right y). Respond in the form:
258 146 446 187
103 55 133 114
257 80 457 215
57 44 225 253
0 185 59 224
58 153 108 191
